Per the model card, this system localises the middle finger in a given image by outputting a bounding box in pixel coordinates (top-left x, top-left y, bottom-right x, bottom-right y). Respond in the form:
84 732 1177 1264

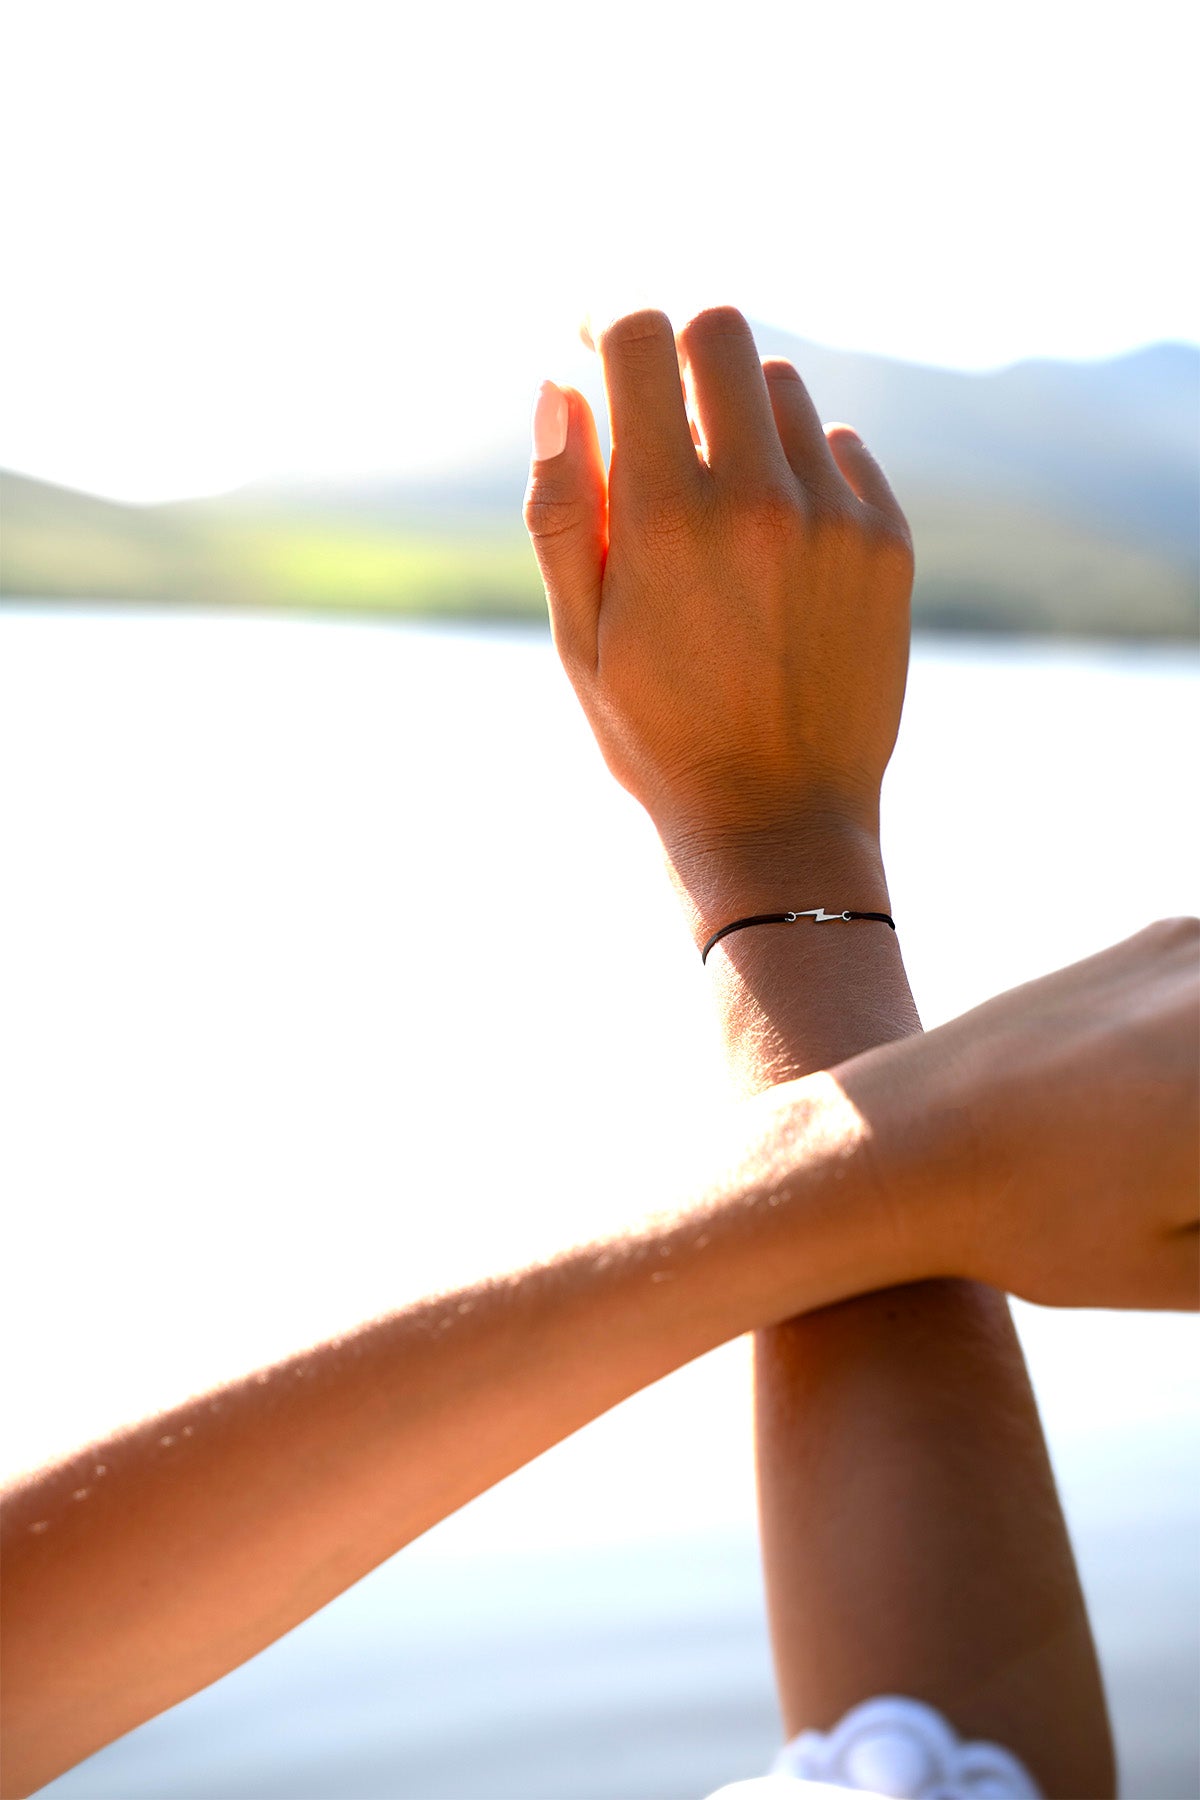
676 306 791 483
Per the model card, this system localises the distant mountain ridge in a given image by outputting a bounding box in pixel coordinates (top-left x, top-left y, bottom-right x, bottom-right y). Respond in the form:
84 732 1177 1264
300 330 1197 556
3 330 1197 637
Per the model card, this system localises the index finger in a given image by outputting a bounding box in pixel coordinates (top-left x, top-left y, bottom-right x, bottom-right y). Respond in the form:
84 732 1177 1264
594 308 702 499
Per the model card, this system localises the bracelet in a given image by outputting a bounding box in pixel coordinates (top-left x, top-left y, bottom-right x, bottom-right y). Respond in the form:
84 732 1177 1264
701 907 896 965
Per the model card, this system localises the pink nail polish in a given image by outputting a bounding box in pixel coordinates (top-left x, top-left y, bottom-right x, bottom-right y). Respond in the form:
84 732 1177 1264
531 381 569 461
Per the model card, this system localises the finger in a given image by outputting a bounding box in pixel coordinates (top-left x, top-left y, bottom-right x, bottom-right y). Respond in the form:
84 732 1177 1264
762 358 844 495
676 306 787 480
523 382 607 671
825 423 909 529
594 308 699 499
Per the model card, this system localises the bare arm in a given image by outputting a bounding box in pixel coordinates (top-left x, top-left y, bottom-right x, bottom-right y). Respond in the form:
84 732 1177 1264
5 304 1194 1797
0 1086 890 1798
525 304 1117 1794
744 912 1199 1793
695 834 1114 1797
4 915 1195 1797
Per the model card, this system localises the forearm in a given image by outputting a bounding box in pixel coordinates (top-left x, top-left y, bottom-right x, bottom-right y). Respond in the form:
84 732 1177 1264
677 824 1114 1798
670 819 916 1089
0 1087 904 1799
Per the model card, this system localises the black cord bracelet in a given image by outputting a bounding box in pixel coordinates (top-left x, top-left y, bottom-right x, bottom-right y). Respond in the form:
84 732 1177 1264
700 907 896 965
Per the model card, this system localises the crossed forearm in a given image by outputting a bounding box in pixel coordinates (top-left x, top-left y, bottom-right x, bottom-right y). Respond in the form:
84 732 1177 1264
683 830 1116 1800
1 1084 908 1799
4 910 1191 1794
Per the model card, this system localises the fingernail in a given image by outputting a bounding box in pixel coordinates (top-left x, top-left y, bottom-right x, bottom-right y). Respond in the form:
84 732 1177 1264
531 380 569 461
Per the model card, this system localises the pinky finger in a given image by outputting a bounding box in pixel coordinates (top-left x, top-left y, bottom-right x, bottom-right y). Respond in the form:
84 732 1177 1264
825 423 908 532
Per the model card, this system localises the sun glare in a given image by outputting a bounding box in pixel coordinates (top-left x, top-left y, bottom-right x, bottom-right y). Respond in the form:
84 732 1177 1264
3 1 1196 501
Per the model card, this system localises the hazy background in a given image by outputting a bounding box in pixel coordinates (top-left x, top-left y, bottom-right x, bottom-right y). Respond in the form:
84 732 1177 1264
2 2 1198 1797
2 0 1197 638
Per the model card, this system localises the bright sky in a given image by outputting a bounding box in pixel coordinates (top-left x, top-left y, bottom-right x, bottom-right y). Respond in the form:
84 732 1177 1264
4 0 1197 501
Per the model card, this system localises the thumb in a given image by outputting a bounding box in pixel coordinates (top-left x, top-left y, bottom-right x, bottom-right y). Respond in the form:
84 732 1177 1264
523 382 607 670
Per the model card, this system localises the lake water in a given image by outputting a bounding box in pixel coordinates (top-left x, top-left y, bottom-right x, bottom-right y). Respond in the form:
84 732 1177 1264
1 607 1197 1799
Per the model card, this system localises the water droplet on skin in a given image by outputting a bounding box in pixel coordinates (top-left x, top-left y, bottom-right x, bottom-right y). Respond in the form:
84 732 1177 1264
94 1464 108 1477
159 1435 176 1448
255 1372 270 1386
456 1301 473 1315
181 1426 194 1437
29 1521 49 1534
72 1487 91 1501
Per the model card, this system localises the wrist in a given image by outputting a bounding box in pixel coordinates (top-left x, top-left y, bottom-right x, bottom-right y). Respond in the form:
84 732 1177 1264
659 814 890 950
727 1069 930 1311
826 1029 977 1289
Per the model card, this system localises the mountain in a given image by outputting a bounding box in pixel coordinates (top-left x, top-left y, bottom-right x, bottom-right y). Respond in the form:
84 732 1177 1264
2 331 1197 637
319 332 1197 556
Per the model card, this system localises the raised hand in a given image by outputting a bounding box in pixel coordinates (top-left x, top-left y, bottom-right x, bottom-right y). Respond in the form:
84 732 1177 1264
522 306 1190 1793
523 307 912 920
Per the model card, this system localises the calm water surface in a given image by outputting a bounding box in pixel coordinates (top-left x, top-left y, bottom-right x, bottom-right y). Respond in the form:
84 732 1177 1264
2 607 1197 1798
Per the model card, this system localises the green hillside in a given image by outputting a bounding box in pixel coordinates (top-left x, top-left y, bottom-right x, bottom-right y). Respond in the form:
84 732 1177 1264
2 464 1195 639
3 333 1197 637
0 472 543 620
902 489 1196 636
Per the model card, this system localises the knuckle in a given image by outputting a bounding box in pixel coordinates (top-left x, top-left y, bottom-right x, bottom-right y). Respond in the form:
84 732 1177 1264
811 494 913 567
733 482 802 545
809 493 861 546
523 490 587 543
639 484 696 547
600 307 674 360
868 511 916 569
678 304 752 354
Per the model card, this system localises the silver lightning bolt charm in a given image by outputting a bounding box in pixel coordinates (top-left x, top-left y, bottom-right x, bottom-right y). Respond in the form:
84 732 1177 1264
700 905 893 963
